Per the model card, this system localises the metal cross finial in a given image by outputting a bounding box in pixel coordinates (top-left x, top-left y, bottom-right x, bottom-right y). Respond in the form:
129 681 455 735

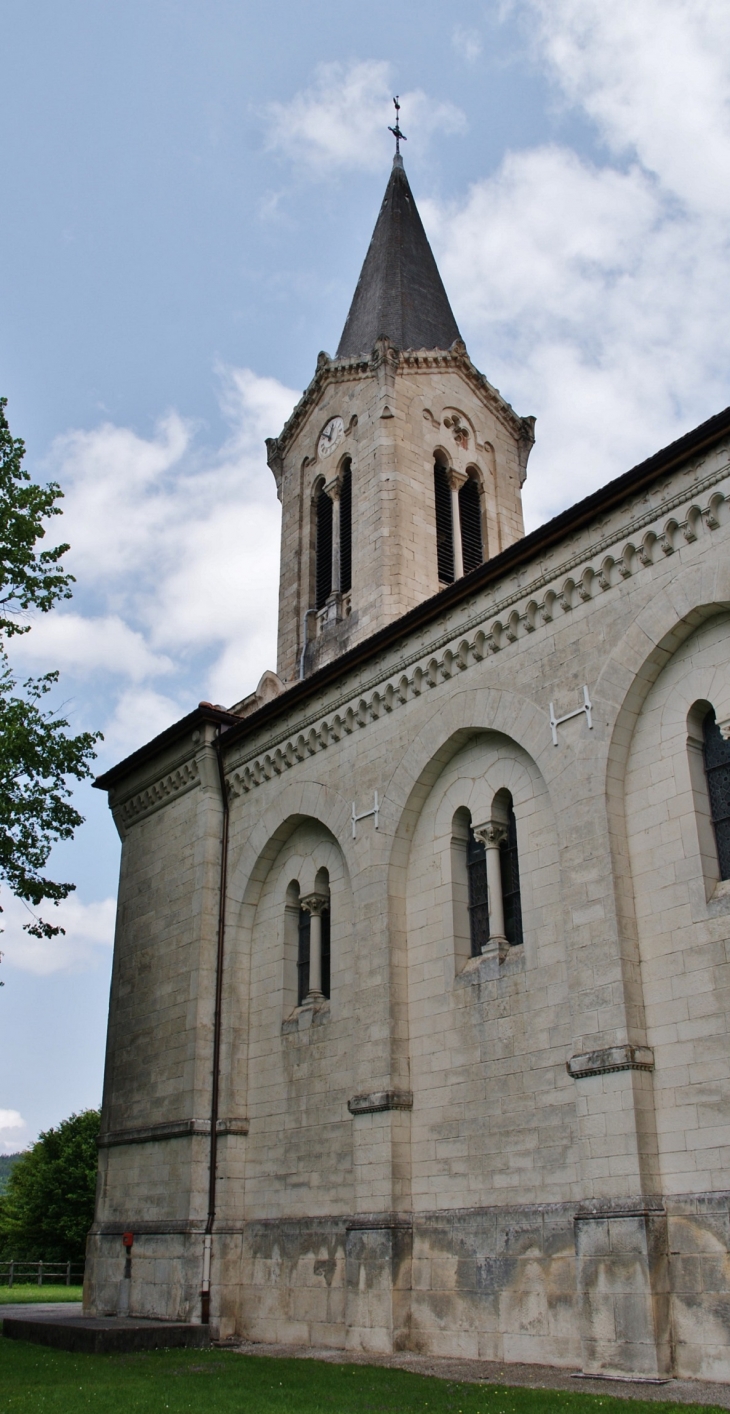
388 96 407 157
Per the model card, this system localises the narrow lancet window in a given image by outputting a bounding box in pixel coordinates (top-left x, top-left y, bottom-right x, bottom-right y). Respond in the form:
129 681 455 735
703 708 730 880
434 459 454 584
297 907 310 1004
315 487 333 610
467 826 489 956
459 474 483 574
500 807 523 946
340 460 352 595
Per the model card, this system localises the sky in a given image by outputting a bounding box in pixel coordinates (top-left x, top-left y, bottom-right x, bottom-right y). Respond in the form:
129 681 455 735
2 0 730 1152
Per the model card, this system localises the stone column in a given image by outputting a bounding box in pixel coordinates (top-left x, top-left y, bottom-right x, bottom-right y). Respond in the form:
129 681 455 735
300 891 328 1001
446 468 468 579
325 475 342 597
473 820 509 962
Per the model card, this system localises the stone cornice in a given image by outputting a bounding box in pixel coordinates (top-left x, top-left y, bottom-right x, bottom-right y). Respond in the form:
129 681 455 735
97 1116 249 1147
348 1090 414 1115
116 758 200 831
227 458 730 796
265 340 530 477
567 1045 655 1078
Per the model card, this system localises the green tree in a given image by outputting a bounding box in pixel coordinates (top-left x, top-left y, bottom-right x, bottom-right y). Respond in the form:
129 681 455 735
0 398 100 955
0 1110 101 1263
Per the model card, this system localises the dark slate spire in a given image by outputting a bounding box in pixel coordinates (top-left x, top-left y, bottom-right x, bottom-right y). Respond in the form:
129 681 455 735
336 156 462 358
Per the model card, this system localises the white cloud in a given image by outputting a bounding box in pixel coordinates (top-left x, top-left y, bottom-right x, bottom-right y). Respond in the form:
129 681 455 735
101 686 190 760
11 614 172 682
1 893 116 976
421 1 730 528
40 367 299 730
264 60 466 174
523 0 730 215
0 1109 28 1155
452 27 483 64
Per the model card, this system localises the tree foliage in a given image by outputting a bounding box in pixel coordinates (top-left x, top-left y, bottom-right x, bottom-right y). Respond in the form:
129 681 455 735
0 1110 100 1263
0 399 101 948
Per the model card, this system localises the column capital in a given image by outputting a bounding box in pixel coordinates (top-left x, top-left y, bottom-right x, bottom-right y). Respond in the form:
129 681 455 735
473 820 507 849
300 890 329 917
324 474 342 501
445 466 468 493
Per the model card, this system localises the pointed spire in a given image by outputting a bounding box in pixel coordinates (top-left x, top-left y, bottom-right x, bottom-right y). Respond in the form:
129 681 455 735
336 157 462 359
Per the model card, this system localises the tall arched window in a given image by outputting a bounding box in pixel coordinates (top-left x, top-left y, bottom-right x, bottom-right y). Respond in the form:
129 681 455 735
459 473 483 574
500 805 523 946
703 708 730 880
466 825 489 956
339 459 352 595
434 458 454 584
315 486 333 610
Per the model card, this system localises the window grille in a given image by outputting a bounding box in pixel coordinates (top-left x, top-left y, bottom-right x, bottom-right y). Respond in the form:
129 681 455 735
297 906 331 1004
434 461 454 584
459 476 483 574
315 488 333 610
340 461 352 594
703 708 730 880
500 808 523 946
467 827 489 956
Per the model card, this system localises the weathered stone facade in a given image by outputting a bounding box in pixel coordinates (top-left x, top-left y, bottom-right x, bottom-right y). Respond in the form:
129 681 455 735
88 156 730 1382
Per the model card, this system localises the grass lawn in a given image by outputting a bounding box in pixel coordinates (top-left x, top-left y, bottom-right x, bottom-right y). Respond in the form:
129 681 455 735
0 1286 83 1304
0 1340 727 1414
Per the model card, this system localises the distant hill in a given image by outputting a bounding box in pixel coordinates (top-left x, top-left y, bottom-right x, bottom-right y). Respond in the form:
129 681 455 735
0 1154 22 1195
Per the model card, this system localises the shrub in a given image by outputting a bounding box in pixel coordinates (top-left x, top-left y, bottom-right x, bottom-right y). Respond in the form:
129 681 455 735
0 1109 100 1263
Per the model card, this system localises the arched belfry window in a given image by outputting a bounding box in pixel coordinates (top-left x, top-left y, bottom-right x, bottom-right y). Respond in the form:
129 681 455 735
703 708 730 880
315 485 333 610
459 473 483 574
340 459 352 595
434 458 454 584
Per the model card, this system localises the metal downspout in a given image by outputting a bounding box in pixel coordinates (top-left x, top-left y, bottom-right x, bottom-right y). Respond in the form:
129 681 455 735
201 724 229 1325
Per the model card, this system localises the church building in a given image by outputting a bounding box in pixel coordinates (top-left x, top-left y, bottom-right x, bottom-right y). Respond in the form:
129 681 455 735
88 149 730 1383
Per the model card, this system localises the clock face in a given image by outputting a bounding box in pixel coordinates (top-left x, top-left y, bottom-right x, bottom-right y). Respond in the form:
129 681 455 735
318 416 344 459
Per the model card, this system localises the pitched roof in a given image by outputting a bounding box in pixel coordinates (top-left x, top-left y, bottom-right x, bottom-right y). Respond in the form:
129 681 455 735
336 156 462 358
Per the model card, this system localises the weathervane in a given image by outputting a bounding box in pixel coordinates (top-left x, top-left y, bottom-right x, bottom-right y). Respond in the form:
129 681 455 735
388 96 407 157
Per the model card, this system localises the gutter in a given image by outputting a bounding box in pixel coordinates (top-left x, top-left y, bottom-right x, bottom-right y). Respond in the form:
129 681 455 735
200 725 229 1326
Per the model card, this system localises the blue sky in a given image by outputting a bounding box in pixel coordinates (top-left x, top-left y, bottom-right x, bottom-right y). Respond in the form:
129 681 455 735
2 0 730 1150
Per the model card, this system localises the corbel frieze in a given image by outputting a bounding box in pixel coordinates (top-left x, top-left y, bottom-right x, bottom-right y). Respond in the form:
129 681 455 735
116 758 200 830
226 464 730 799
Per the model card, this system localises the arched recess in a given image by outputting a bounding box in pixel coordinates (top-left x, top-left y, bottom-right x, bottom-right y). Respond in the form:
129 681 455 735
217 776 355 1162
597 569 730 1013
390 723 574 1210
219 807 355 1219
595 562 730 1195
618 611 730 1195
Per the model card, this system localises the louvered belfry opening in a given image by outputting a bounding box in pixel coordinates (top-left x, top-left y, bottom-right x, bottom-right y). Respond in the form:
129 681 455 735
434 459 454 584
315 486 333 610
340 460 352 595
704 707 730 880
459 475 483 574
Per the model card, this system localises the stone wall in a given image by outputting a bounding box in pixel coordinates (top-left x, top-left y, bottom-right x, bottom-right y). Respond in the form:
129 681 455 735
88 431 730 1379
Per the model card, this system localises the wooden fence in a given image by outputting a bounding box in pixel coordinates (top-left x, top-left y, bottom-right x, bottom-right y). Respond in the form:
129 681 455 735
0 1261 84 1287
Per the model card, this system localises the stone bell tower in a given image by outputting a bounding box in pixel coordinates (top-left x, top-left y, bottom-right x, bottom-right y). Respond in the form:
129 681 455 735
266 153 536 685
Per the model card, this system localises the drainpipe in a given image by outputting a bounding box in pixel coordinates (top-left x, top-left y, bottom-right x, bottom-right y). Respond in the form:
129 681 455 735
299 608 317 681
201 724 229 1325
